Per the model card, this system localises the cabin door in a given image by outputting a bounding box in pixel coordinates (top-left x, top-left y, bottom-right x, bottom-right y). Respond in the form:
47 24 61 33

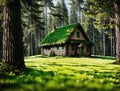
79 47 84 56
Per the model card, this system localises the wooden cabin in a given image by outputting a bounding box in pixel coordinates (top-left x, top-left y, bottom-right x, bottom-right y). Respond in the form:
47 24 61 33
40 23 94 57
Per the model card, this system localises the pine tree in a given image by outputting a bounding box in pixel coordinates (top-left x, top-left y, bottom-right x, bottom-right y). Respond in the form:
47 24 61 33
0 6 2 61
1 0 26 72
48 1 61 29
69 0 78 23
114 0 120 63
82 0 115 56
22 0 44 56
75 0 83 22
83 0 120 63
55 1 62 27
61 0 69 26
48 11 55 32
44 0 54 35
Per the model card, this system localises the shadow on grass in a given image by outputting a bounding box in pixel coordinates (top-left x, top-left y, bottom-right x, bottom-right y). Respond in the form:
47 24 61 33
25 68 55 77
0 67 56 91
91 56 116 60
0 66 120 91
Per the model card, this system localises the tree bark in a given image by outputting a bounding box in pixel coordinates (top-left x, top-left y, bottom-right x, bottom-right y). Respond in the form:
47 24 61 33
2 0 26 71
114 0 120 63
110 29 113 56
0 9 2 60
92 25 95 55
45 0 48 35
102 18 106 56
78 0 80 23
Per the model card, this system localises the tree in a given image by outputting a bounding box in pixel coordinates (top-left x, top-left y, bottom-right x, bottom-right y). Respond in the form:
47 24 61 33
44 0 54 35
1 0 26 72
114 0 120 63
61 0 69 26
54 1 62 27
69 0 84 23
48 1 65 29
84 0 120 63
0 6 2 61
75 0 83 22
69 0 78 23
22 0 45 56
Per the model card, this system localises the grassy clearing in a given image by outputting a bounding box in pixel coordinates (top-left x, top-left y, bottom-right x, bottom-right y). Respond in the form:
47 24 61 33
0 55 120 91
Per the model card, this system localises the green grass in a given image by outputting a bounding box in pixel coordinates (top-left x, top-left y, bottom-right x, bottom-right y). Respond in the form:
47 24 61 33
0 55 120 91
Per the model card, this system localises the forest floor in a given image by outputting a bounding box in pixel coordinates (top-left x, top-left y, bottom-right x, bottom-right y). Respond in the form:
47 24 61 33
0 55 120 91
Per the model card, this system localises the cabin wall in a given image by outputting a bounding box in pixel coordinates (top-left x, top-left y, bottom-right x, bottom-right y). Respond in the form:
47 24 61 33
54 46 66 56
70 29 85 40
43 48 51 56
82 45 91 57
42 45 66 56
67 44 76 56
67 44 91 57
42 45 91 57
41 29 92 57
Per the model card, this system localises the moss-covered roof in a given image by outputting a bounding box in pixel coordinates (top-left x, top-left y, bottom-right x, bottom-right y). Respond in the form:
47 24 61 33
40 23 93 46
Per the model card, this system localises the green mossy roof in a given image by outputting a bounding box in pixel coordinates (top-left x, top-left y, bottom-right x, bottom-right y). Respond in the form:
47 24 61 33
40 23 93 46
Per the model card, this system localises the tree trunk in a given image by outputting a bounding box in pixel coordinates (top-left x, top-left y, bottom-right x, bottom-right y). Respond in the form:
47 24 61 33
45 0 48 35
114 0 120 63
30 32 33 56
35 29 40 55
78 0 80 23
110 29 113 56
0 12 2 61
92 25 95 55
103 29 106 56
113 33 116 57
2 0 26 71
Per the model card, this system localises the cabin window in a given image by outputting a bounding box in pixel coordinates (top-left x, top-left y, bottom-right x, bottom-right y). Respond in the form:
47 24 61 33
76 31 80 38
45 47 50 50
56 46 59 50
71 45 75 51
62 45 64 49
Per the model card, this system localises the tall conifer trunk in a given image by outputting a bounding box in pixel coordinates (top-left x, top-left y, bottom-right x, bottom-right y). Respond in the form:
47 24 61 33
114 0 120 63
2 0 26 71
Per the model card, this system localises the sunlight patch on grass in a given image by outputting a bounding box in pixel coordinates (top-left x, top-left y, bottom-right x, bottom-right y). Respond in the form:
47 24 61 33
0 55 120 91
